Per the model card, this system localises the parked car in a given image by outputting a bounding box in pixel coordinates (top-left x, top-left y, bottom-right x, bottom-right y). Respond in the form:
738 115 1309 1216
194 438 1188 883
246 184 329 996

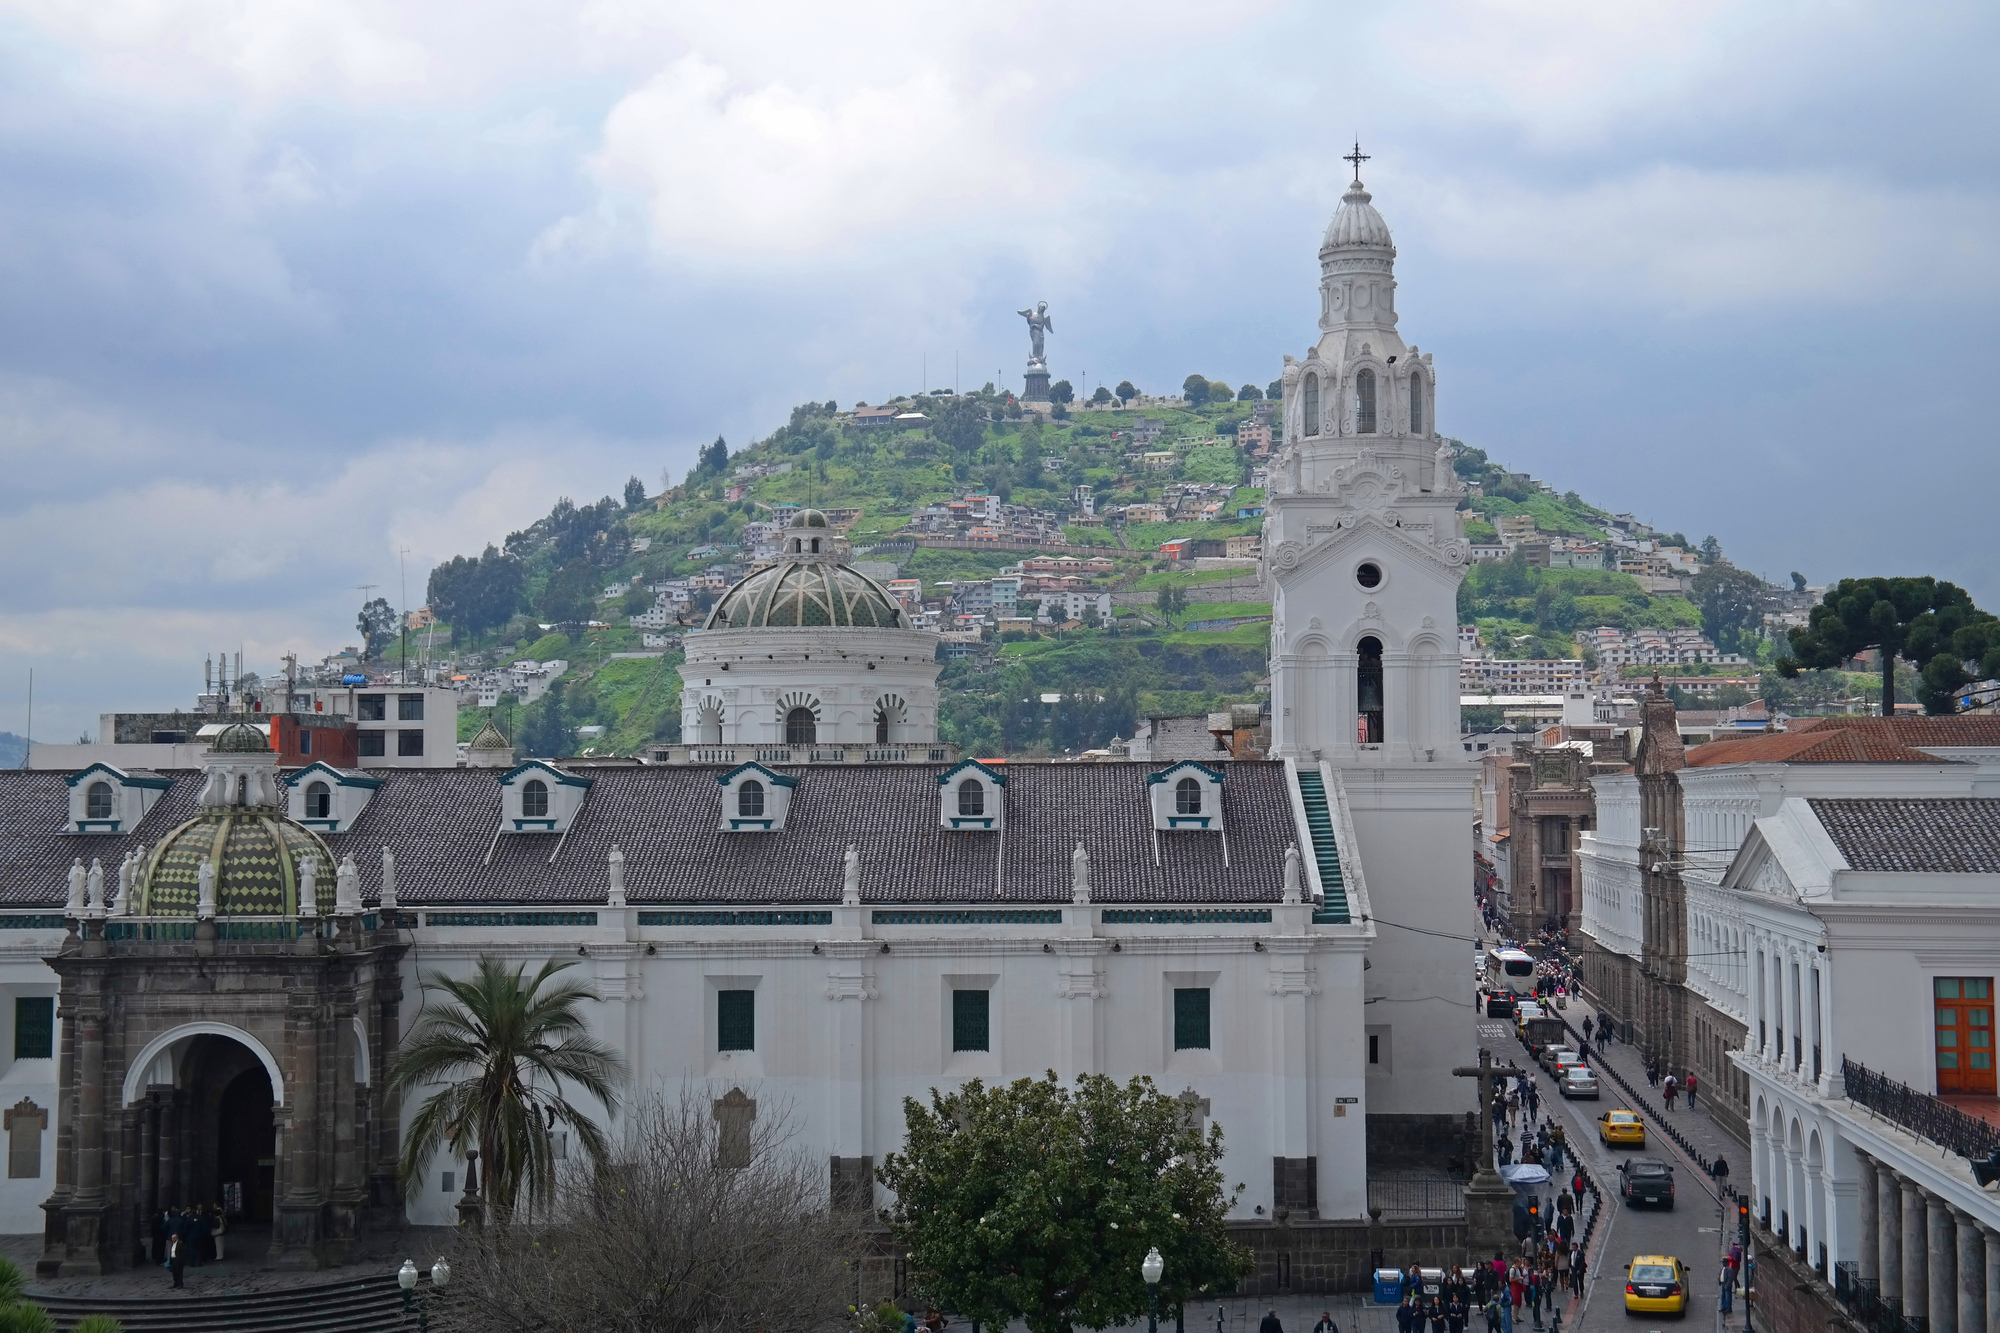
1618 1157 1675 1208
1559 1066 1599 1099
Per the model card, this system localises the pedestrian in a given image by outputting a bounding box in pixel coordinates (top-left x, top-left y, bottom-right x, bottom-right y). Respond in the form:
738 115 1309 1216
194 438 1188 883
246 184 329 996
1397 1295 1416 1333
210 1203 226 1262
167 1227 186 1289
1663 1074 1678 1112
1313 1311 1336 1333
1569 1245 1586 1297
191 1206 210 1265
1260 1309 1284 1333
1526 1266 1542 1330
1685 1072 1698 1109
1727 1240 1743 1272
1216 1303 1227 1333
1447 1293 1467 1333
1484 1296 1503 1333
1718 1261 1734 1313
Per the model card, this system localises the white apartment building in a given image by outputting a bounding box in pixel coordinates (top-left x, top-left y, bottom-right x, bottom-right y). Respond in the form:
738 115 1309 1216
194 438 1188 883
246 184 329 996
1459 658 1588 694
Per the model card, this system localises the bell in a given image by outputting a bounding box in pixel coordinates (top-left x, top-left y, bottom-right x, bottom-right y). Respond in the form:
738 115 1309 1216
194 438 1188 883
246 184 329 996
1971 1149 2000 1189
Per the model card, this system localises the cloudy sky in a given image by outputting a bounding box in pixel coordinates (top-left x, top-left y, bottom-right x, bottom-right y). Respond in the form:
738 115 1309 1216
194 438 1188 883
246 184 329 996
1 0 1995 740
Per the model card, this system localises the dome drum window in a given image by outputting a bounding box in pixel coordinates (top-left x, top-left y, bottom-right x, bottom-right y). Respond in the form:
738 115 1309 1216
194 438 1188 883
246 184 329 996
937 759 1006 831
283 762 382 833
1301 375 1320 438
1354 369 1377 435
63 764 172 835
718 762 797 833
498 761 595 834
1147 761 1226 831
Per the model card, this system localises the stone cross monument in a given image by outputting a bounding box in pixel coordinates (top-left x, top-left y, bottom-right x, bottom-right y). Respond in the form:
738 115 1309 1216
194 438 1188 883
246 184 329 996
1018 300 1053 404
1452 1047 1527 1253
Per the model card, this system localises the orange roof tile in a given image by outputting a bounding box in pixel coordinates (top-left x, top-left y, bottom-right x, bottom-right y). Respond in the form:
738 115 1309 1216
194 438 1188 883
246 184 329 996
1784 715 2000 747
1684 729 1951 767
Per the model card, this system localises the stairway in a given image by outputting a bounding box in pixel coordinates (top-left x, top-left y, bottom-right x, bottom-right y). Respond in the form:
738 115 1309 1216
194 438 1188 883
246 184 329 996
34 1273 409 1333
1293 768 1349 922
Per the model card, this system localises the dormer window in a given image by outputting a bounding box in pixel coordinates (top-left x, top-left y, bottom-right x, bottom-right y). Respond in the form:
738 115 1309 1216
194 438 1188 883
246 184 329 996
717 763 795 832
1176 777 1203 816
64 764 172 834
938 759 1005 830
283 761 381 832
1148 760 1225 830
499 761 594 833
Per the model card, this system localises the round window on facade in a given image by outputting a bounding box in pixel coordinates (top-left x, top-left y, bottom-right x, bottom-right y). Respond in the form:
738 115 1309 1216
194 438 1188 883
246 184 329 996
1356 562 1383 589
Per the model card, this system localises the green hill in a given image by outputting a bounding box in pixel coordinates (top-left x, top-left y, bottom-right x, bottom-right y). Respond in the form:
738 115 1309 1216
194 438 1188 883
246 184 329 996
419 385 1741 757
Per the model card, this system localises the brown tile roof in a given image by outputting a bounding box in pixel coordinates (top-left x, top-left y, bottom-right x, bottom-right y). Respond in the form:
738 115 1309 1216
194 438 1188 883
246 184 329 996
0 762 1299 908
1785 715 2000 747
1684 729 1951 767
1809 798 2000 873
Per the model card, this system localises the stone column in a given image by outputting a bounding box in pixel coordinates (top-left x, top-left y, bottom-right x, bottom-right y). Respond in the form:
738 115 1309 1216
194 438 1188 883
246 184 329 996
1932 1197 1958 1333
1879 1169 1903 1308
1904 1177 1930 1321
1981 1226 2000 1333
1957 1211 1984 1333
138 1097 157 1218
74 1010 104 1202
1858 1153 1880 1283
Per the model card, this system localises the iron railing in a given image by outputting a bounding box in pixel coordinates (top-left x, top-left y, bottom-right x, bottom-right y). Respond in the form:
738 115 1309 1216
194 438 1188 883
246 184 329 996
1837 1270 1934 1333
1842 1058 2000 1161
1366 1171 1468 1221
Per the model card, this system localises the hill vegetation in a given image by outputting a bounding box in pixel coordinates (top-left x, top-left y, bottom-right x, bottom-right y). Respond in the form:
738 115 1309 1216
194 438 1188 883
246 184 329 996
416 381 1754 757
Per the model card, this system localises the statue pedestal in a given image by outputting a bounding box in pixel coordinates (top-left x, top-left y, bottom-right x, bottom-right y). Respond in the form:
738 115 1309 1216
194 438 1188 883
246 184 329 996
1022 368 1050 404
1463 1170 1518 1259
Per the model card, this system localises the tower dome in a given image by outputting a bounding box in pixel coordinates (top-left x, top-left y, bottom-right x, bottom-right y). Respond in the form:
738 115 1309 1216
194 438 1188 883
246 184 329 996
1321 178 1394 252
137 717 337 916
705 561 904 630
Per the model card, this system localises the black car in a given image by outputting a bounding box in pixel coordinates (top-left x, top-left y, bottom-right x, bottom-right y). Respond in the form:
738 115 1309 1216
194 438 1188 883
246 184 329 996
1618 1157 1675 1208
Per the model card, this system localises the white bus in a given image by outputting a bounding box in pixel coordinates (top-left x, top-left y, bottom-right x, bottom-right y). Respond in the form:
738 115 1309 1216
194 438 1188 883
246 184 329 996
1482 946 1538 1016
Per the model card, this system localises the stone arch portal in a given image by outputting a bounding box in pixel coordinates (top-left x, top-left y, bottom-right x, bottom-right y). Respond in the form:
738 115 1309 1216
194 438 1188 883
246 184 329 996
123 1021 285 1109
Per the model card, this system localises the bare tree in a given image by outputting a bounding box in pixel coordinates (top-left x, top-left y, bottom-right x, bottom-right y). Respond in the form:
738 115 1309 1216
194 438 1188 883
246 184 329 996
432 1084 862 1333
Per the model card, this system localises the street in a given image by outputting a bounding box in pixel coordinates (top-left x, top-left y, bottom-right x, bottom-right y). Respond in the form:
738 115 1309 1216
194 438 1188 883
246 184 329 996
1475 1010 1749 1333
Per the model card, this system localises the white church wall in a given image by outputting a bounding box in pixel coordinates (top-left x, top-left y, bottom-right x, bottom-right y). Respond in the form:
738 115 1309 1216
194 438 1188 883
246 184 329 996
0 941 66 1234
397 908 1372 1226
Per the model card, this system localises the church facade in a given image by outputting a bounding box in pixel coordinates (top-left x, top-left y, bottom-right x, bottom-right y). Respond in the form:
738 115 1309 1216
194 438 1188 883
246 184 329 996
0 172 1476 1276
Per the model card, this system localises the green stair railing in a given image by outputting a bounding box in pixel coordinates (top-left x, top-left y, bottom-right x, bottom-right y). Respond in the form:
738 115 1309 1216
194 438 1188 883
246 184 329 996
1295 769 1350 923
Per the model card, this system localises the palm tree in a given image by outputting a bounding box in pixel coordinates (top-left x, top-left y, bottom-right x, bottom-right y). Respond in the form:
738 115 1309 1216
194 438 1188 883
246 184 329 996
389 955 626 1217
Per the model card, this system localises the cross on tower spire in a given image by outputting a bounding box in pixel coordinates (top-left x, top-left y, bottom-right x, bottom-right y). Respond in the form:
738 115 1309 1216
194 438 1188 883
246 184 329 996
1344 141 1370 184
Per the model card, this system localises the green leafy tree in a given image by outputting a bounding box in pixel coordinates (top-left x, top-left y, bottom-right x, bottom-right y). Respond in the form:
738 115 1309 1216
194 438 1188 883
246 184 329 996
1207 380 1233 405
389 956 625 1217
1091 385 1113 405
1779 576 1997 715
356 597 398 660
876 1073 1248 1333
1699 534 1723 565
536 559 599 630
934 395 988 454
1181 374 1211 406
1049 379 1075 404
428 545 526 639
1236 384 1261 401
520 679 577 757
1156 584 1189 621
1115 380 1137 402
1690 563 1769 655
697 435 729 475
1266 379 1282 400
1791 571 1808 592
622 476 647 508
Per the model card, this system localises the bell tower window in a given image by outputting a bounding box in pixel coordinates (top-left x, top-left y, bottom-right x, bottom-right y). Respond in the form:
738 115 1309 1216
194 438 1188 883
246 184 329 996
1357 636 1385 744
785 707 817 746
1409 374 1425 435
1302 375 1320 437
1355 370 1377 434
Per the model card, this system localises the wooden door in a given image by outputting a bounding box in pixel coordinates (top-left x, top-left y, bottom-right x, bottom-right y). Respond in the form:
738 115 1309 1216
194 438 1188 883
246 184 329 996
1935 977 1996 1095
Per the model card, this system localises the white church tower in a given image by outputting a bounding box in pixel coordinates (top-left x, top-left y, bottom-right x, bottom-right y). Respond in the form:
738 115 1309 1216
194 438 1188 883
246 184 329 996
1267 151 1476 1131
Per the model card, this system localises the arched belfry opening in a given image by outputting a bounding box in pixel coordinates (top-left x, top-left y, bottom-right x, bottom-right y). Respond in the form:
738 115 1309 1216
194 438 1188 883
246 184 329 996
1356 636 1385 744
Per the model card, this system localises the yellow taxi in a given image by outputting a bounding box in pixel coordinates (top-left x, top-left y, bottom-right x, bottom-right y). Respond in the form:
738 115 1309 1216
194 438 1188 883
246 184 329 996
1598 1108 1646 1148
1624 1255 1689 1315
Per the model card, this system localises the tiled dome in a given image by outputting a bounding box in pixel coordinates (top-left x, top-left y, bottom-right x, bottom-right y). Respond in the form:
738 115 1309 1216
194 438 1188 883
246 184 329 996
210 719 272 753
140 807 336 916
705 562 904 630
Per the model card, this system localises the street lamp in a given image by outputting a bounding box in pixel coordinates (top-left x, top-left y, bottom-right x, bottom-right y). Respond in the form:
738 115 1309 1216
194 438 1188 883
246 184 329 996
1142 1246 1165 1333
397 1256 452 1332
